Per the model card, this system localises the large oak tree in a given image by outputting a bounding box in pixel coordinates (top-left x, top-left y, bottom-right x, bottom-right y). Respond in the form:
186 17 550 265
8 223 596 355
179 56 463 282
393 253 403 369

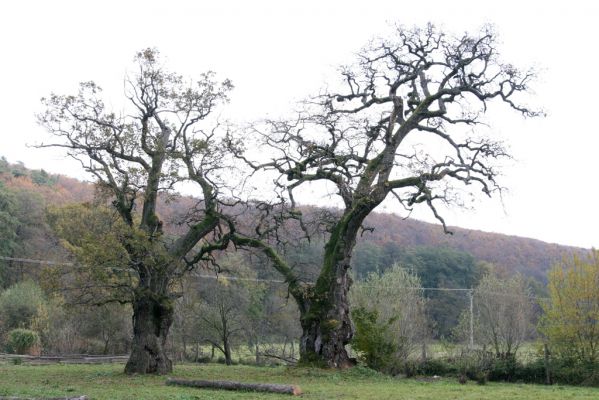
228 24 540 367
39 49 233 374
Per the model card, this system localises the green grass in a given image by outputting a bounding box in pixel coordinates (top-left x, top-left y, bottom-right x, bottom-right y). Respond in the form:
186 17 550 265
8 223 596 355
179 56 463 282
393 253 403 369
1 362 598 399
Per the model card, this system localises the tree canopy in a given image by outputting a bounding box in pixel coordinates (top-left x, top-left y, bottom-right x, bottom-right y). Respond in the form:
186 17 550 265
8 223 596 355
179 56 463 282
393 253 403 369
541 251 599 364
38 48 234 374
225 23 540 367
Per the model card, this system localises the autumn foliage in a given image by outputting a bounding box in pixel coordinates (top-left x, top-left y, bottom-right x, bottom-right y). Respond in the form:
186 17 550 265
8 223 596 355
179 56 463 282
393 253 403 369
541 251 599 364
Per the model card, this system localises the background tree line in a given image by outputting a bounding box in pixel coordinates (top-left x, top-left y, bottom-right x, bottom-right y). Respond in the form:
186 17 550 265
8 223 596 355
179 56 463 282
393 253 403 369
0 158 580 358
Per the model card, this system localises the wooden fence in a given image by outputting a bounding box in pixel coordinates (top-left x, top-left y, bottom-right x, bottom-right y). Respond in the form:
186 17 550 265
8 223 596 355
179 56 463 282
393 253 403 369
0 353 128 365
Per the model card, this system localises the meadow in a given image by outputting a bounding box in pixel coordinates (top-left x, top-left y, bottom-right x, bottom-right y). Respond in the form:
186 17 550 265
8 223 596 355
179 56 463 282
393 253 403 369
1 362 599 400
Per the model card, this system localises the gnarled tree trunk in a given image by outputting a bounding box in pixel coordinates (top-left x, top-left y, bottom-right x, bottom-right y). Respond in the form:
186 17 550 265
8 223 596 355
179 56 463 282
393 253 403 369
298 209 370 368
125 290 174 374
299 267 354 368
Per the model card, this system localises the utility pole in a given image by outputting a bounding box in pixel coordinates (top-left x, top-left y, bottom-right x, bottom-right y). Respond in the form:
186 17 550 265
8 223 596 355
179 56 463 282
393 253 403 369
469 289 474 349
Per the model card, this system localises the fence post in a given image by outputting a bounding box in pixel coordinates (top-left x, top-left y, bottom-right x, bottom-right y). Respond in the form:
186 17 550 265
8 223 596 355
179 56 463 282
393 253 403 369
469 289 474 349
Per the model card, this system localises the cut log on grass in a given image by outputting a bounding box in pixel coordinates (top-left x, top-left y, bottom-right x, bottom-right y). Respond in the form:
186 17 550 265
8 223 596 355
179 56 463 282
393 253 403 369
166 378 302 396
0 397 88 400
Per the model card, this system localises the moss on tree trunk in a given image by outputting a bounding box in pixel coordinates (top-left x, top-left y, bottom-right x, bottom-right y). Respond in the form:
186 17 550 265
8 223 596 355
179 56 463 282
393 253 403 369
298 205 372 368
124 290 174 374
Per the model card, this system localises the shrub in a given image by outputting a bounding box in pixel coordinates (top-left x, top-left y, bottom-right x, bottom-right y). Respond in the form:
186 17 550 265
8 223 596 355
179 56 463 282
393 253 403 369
541 252 599 365
351 265 428 360
0 281 48 334
419 358 458 376
379 349 599 387
6 329 40 355
511 358 546 383
548 360 599 386
487 355 518 381
351 307 397 372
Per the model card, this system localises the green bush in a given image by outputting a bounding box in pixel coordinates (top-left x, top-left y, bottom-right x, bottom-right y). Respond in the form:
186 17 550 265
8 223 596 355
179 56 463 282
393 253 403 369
511 358 546 383
375 351 599 387
549 361 599 386
0 281 47 332
351 307 397 372
406 354 599 386
418 358 458 376
6 328 40 354
487 356 518 381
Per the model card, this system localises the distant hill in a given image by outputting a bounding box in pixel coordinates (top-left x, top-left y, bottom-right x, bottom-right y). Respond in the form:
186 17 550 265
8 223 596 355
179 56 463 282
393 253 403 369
362 213 585 281
0 157 586 282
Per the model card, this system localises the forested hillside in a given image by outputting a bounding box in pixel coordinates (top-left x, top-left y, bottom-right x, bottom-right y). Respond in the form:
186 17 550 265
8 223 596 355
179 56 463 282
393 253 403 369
0 157 584 284
359 214 582 281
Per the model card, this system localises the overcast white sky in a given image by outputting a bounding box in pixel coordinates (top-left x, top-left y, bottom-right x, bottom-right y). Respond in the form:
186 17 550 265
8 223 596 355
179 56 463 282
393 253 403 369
1 0 598 249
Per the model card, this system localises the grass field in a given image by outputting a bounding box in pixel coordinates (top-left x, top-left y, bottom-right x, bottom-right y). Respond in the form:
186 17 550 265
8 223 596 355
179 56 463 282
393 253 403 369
1 362 599 400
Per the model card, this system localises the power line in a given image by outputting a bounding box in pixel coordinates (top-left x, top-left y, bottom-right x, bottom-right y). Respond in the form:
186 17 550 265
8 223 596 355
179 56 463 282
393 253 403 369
0 255 564 302
7 257 599 335
358 286 471 291
0 256 74 266
192 271 286 284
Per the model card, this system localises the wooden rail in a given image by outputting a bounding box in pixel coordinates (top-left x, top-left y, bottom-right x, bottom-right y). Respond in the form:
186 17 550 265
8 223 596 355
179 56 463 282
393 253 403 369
0 353 128 365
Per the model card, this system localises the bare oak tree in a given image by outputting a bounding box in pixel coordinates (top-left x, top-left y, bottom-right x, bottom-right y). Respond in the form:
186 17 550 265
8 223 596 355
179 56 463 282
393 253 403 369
38 49 233 374
229 24 540 367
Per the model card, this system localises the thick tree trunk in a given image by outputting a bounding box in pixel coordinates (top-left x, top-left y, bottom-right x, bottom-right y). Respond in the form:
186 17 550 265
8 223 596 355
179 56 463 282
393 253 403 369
297 205 373 368
298 234 356 367
298 267 354 368
124 292 174 374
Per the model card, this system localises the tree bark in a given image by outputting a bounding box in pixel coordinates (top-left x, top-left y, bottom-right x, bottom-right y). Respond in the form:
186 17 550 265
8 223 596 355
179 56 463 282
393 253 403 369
124 291 174 374
298 210 368 368
298 264 354 368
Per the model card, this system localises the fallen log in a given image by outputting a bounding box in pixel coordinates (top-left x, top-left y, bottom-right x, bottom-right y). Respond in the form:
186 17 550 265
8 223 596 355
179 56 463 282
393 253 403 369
166 378 302 396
